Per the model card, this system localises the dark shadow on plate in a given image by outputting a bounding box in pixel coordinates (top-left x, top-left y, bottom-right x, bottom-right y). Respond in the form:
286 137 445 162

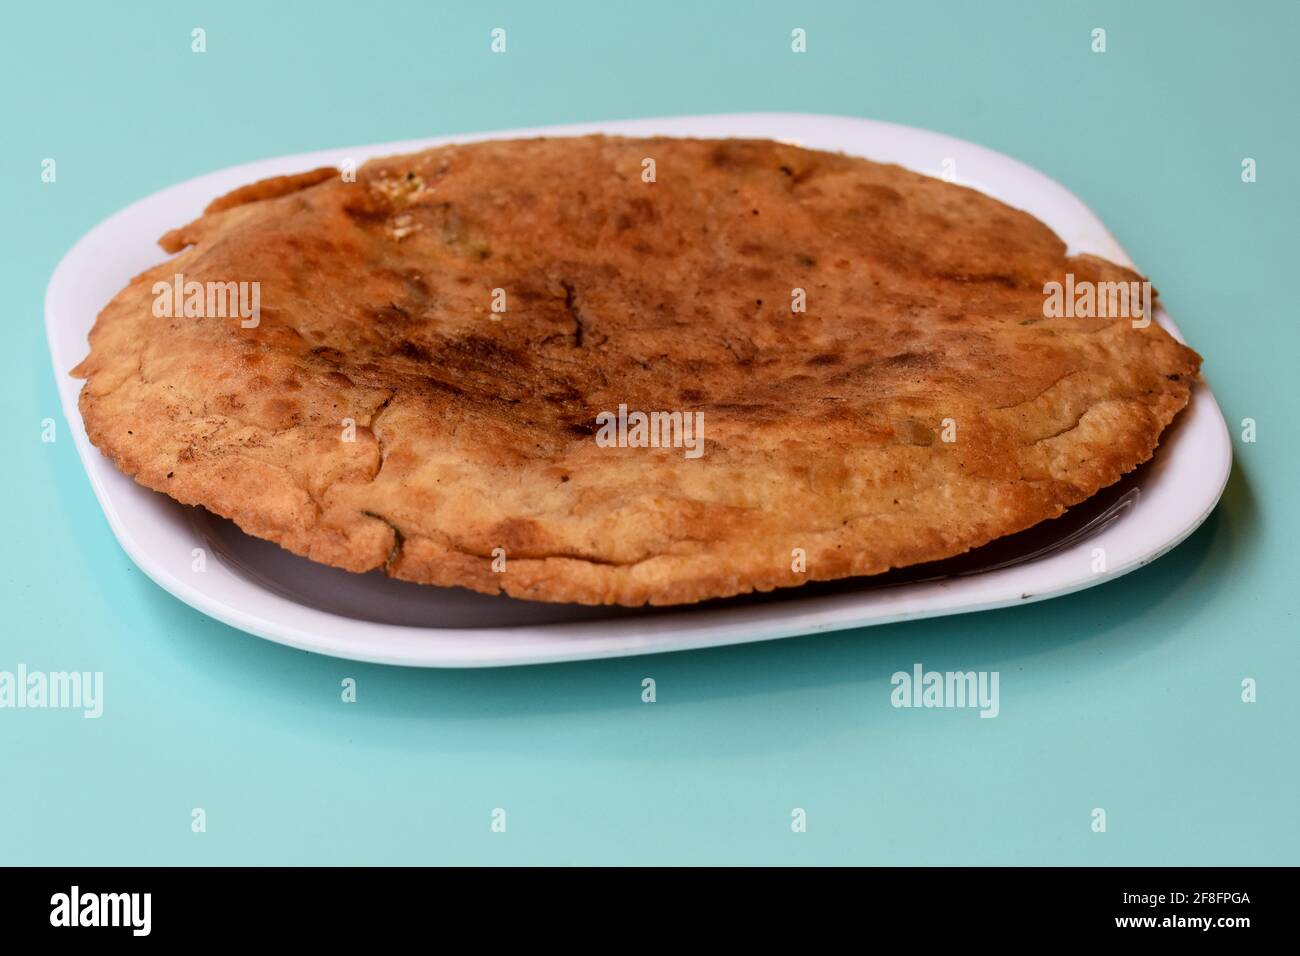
189 461 1150 628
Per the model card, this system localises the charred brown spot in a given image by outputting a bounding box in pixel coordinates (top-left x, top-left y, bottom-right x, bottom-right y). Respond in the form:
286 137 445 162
806 353 841 366
710 142 760 169
929 269 1023 289
343 202 388 226
311 346 345 363
887 351 934 368
420 376 467 399
779 163 817 186
375 267 433 301
371 302 414 330
560 280 587 348
543 385 582 403
441 333 530 370
615 197 659 231
855 183 903 204
397 340 432 362
488 516 551 554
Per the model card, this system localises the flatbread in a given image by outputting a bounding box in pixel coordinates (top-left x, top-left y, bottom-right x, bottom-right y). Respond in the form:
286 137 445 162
72 135 1200 605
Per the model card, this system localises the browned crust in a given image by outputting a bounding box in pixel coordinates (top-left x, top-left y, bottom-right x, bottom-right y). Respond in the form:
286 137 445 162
159 167 339 253
203 166 338 215
73 136 1200 605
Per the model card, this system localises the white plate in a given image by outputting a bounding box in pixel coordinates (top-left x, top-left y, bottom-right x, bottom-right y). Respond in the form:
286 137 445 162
46 113 1232 667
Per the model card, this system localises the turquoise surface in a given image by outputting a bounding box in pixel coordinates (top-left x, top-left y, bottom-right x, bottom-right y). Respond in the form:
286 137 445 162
2 0 1295 865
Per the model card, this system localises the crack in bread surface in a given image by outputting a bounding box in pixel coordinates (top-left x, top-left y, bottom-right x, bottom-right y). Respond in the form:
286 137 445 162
72 135 1200 605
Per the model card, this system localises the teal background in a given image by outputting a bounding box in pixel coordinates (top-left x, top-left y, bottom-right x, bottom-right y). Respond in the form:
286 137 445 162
2 0 1295 865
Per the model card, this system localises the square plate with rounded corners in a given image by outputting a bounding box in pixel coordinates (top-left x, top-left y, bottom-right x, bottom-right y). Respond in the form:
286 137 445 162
46 113 1231 667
